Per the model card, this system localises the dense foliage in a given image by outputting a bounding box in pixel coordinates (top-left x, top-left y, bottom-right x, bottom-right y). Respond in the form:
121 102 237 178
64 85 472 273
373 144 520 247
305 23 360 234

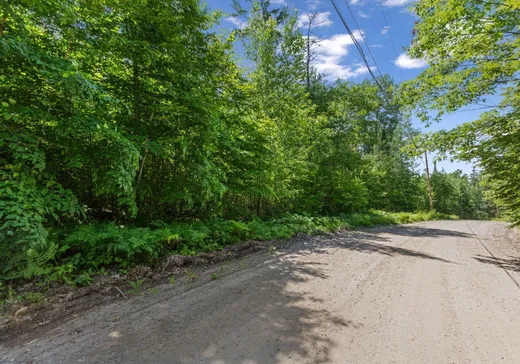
0 0 497 283
430 167 496 219
401 0 519 224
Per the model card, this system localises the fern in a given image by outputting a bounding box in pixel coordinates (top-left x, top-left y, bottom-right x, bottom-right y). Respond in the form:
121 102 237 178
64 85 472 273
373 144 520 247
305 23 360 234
22 244 59 279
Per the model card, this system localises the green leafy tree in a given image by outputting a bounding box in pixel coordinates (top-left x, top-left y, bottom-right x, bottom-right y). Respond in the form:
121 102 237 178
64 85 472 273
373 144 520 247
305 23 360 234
0 0 242 277
1 0 458 282
400 0 520 224
233 1 316 215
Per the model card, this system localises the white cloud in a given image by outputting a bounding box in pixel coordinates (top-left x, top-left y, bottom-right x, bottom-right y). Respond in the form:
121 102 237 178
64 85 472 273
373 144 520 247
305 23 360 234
358 11 370 19
306 0 321 8
318 31 363 57
399 7 419 17
313 31 370 80
369 44 383 48
394 53 427 69
270 0 287 4
297 12 333 28
224 16 247 30
316 62 370 80
381 25 390 35
350 0 364 5
382 0 415 7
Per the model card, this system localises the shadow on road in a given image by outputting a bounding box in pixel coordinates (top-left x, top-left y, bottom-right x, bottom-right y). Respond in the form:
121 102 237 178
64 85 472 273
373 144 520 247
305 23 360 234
369 225 473 239
473 255 520 272
298 229 456 263
4 223 464 364
99 257 361 364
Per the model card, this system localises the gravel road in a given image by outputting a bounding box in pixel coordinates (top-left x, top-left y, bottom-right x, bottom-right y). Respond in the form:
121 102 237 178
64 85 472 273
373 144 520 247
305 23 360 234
2 220 520 364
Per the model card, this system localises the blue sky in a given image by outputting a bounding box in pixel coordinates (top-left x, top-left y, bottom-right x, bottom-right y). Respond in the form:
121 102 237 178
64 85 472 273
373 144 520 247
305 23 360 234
209 0 482 174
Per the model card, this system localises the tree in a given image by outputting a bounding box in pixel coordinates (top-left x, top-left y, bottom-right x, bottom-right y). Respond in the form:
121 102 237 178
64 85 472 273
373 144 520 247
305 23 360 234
400 0 520 224
427 168 496 219
302 77 425 214
233 1 316 215
1 0 451 281
299 9 326 90
0 0 242 277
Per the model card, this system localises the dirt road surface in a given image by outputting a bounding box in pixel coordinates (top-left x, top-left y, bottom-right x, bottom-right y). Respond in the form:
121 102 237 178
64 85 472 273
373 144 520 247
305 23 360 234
2 220 520 363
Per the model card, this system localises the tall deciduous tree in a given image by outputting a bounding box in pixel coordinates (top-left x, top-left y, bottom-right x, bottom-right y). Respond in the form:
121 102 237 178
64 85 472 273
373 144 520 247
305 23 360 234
400 0 520 224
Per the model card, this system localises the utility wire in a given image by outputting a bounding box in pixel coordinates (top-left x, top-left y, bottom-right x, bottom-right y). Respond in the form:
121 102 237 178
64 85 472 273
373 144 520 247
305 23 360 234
446 105 496 115
376 0 405 81
330 0 426 170
330 0 391 105
343 0 385 81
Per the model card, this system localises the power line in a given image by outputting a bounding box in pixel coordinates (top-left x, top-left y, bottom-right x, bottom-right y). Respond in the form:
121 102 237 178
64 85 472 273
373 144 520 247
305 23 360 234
330 0 426 170
329 0 391 105
376 0 404 81
343 0 385 81
447 105 496 115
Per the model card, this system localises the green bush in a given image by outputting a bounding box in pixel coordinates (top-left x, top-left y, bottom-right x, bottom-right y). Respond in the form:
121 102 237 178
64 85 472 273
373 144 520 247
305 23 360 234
0 210 457 285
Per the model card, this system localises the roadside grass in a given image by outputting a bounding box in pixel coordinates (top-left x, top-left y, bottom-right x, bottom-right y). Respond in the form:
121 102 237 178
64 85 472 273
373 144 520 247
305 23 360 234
0 210 457 302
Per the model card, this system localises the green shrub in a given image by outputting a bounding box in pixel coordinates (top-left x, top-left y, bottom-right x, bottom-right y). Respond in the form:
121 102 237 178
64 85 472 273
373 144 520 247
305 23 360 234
25 292 44 304
128 279 143 295
0 210 457 285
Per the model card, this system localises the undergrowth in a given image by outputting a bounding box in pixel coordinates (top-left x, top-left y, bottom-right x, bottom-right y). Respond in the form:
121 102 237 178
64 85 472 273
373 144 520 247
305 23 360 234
0 210 456 296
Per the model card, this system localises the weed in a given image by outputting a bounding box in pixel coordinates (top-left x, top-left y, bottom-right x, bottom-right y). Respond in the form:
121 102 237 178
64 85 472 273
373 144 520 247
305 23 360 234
25 292 44 304
128 279 143 295
7 287 22 305
184 269 198 281
168 276 176 285
74 272 92 286
211 273 217 280
148 288 159 295
268 246 277 255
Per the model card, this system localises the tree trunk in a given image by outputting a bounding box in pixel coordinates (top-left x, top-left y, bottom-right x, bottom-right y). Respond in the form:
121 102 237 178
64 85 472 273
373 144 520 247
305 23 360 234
425 151 433 211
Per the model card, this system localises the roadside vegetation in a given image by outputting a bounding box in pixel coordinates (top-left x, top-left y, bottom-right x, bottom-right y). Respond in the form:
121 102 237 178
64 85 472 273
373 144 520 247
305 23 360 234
1 0 514 298
400 0 519 224
4 211 457 290
0 210 456 308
